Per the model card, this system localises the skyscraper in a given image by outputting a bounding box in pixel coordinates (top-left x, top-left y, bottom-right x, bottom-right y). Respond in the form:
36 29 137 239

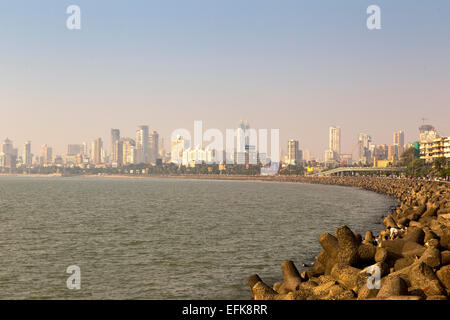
325 126 340 162
40 144 53 166
111 129 120 164
171 135 189 165
419 124 438 142
148 130 159 164
329 126 341 155
358 133 372 163
136 125 149 164
393 130 405 158
67 144 83 156
393 130 404 146
91 138 103 165
122 138 136 165
112 140 123 167
1 138 14 155
287 140 300 165
23 141 32 167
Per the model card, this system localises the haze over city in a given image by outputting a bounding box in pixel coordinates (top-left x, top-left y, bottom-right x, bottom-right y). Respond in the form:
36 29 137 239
1 0 449 158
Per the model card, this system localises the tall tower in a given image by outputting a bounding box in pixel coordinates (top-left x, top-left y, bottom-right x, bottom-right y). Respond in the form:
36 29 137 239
23 141 32 167
329 126 341 158
91 138 103 165
148 131 159 164
393 130 404 146
136 125 149 164
287 140 299 165
1 138 14 155
40 144 53 166
111 129 120 164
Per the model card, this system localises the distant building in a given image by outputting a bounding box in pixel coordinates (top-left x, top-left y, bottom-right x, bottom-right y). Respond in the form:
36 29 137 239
420 136 450 162
419 124 438 143
324 126 341 163
287 140 300 165
148 131 159 164
358 133 372 164
40 144 53 166
91 138 103 165
67 144 84 156
110 129 120 164
171 135 190 165
393 130 405 157
136 125 149 164
329 126 341 155
182 145 217 167
303 149 311 162
121 138 136 165
23 141 32 167
1 138 14 155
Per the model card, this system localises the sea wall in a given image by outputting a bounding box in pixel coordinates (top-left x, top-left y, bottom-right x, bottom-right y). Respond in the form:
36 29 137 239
247 177 450 300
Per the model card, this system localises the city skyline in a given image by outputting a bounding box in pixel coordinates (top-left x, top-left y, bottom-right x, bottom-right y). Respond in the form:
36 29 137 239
1 120 443 164
1 1 449 158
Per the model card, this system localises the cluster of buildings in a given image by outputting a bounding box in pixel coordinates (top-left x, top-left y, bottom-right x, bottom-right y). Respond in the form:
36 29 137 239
1 121 448 173
170 121 265 167
282 122 449 171
315 123 449 168
418 125 450 162
0 125 164 171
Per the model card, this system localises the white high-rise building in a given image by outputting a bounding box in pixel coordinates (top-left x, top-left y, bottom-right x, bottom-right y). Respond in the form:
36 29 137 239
324 126 340 162
171 135 190 165
329 126 341 155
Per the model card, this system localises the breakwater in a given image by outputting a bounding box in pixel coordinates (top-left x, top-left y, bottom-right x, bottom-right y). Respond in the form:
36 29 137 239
247 176 450 300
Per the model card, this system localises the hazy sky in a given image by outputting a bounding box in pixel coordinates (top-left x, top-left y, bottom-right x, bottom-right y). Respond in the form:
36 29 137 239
1 0 449 159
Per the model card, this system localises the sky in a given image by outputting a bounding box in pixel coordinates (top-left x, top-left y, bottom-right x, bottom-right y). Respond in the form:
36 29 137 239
0 0 449 159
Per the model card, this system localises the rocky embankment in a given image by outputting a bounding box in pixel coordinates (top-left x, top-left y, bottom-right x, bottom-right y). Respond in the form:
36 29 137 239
248 177 450 300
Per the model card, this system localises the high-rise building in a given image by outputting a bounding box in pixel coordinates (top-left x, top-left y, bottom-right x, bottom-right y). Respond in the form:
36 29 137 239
112 140 123 167
324 126 340 162
287 140 300 165
171 135 190 165
67 144 84 156
136 125 149 164
358 133 372 164
303 149 311 162
329 126 341 155
23 141 32 167
393 130 405 157
1 138 14 155
110 129 120 164
148 131 159 164
393 130 404 146
91 138 103 165
122 138 136 165
0 138 16 169
40 144 53 166
82 142 88 156
419 124 438 142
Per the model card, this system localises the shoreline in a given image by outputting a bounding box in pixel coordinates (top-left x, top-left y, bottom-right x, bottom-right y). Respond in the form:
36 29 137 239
2 172 449 300
247 176 450 300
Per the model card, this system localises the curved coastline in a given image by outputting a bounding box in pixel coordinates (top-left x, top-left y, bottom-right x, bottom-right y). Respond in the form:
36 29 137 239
246 176 450 300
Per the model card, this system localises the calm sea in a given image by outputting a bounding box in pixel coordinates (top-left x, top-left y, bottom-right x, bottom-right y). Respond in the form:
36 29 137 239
0 176 397 299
